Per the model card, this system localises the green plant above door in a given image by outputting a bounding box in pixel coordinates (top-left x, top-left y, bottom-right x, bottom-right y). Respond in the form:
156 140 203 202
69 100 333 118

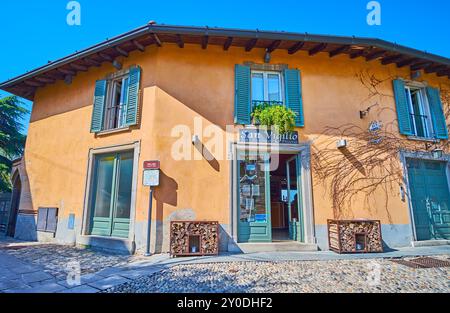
251 103 297 134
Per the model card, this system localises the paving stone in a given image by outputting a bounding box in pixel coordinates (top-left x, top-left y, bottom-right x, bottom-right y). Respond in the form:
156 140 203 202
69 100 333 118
9 282 67 293
9 265 40 275
118 267 164 280
1 242 139 278
0 280 31 291
21 271 54 283
96 267 126 277
57 273 106 288
88 275 130 290
29 278 57 287
0 273 19 280
60 285 100 293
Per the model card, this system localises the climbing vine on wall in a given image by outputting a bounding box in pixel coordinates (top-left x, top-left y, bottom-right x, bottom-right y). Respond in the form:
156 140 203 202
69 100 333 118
311 70 450 220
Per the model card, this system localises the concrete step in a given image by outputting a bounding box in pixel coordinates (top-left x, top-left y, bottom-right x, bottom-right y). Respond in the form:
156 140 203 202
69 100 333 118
412 240 450 247
231 241 318 253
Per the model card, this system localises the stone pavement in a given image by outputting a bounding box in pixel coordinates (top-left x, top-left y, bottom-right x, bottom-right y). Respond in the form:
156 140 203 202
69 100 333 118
104 255 450 293
0 237 449 293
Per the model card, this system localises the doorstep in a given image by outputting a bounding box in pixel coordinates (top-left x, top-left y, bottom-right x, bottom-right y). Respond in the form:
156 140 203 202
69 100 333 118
77 235 135 255
229 241 318 253
411 239 450 247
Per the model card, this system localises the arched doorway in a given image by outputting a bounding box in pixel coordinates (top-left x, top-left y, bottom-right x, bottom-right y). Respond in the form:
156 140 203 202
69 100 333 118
7 172 21 237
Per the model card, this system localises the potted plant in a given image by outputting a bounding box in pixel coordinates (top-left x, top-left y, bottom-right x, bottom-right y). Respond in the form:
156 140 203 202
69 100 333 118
251 103 297 134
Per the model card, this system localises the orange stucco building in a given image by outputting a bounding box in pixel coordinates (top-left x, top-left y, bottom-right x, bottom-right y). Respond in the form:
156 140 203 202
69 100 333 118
2 24 450 254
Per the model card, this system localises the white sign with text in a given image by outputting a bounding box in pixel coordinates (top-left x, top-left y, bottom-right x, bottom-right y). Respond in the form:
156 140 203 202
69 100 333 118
143 169 160 187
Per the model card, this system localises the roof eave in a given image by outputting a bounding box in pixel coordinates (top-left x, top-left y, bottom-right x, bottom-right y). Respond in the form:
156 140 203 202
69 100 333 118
1 24 449 96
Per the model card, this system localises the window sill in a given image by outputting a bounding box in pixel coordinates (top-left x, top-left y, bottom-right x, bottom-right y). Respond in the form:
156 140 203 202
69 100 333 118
95 126 130 136
406 136 439 143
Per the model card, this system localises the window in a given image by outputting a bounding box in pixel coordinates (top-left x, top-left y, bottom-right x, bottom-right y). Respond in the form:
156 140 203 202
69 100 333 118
251 71 283 108
404 86 434 138
90 66 141 133
104 75 130 131
234 64 304 126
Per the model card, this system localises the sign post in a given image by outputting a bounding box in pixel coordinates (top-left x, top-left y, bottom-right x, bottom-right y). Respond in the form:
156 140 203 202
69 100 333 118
143 161 160 257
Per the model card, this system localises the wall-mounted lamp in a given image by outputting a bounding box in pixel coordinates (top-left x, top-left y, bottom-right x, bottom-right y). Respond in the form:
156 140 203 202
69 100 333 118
410 70 422 80
424 141 443 159
336 139 347 149
112 60 123 70
264 49 271 63
64 75 73 85
192 135 200 146
432 148 444 159
359 102 379 119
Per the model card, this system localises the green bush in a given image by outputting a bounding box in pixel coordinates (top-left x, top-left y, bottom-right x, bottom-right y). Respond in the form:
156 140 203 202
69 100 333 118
251 103 296 134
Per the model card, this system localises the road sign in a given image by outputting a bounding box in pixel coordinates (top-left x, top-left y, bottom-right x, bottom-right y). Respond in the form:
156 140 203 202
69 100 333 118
143 169 160 187
144 160 160 170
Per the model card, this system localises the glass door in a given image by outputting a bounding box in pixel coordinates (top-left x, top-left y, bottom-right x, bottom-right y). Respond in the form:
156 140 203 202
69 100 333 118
237 152 272 242
286 155 303 242
90 151 133 238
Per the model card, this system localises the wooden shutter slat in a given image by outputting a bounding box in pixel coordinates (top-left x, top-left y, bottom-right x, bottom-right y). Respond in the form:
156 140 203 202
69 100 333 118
426 87 449 139
125 66 141 126
90 80 107 133
37 208 48 232
284 69 304 127
45 208 58 233
234 64 251 125
392 79 414 136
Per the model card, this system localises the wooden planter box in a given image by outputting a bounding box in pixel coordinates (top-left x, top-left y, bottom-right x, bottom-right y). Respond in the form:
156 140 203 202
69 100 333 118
327 219 383 254
170 221 219 257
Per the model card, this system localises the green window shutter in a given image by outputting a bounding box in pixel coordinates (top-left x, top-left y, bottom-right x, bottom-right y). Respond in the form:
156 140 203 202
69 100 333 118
426 86 448 139
392 79 414 136
234 64 251 124
90 79 107 133
284 69 304 127
125 65 141 126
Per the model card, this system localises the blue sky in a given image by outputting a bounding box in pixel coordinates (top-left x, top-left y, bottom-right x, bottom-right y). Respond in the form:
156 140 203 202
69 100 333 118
1 0 449 133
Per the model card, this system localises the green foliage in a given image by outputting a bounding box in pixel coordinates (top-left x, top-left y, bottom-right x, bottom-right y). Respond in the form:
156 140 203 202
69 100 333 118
251 103 296 134
0 96 28 192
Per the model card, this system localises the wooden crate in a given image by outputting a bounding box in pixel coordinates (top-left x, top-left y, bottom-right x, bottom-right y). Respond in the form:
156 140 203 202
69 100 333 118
170 221 219 257
327 219 383 254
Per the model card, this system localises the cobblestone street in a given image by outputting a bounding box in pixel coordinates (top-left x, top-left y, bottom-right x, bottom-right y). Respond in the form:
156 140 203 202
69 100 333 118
105 256 450 293
0 239 449 293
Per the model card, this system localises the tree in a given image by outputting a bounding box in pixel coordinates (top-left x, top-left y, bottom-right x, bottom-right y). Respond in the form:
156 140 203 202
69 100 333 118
0 96 28 192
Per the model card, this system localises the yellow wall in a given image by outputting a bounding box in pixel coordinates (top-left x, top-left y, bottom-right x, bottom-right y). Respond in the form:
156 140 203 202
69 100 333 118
25 43 450 242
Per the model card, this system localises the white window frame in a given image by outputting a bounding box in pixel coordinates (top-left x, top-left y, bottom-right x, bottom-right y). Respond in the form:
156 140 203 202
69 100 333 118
104 73 130 131
405 85 434 139
251 70 284 104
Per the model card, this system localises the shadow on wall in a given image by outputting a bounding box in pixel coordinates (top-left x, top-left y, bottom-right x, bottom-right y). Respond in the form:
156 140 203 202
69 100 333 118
193 140 220 172
154 170 178 254
339 147 366 176
381 239 398 253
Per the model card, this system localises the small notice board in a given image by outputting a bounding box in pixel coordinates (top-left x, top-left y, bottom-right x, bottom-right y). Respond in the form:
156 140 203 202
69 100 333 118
143 169 160 187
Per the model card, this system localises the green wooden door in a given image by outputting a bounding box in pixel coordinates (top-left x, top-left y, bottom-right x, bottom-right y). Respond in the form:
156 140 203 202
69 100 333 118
237 153 272 242
407 159 450 240
90 151 133 238
287 155 304 242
